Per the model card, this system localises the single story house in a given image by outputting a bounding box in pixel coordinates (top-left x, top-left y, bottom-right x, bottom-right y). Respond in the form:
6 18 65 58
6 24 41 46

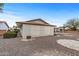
0 21 9 38
16 19 56 39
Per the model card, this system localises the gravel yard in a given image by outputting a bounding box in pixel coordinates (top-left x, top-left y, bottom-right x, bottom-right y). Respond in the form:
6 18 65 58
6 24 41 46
0 31 79 56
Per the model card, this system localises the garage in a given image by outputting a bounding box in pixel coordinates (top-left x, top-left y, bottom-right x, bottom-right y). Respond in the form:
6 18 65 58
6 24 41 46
16 19 56 39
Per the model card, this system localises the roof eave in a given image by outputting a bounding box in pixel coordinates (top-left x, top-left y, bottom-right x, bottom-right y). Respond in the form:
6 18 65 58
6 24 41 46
16 22 56 27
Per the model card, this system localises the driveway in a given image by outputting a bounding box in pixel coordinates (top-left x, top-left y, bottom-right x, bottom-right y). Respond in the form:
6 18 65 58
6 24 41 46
0 32 79 56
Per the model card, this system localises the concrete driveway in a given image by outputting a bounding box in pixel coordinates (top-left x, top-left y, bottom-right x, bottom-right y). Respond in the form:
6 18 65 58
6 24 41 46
0 33 79 56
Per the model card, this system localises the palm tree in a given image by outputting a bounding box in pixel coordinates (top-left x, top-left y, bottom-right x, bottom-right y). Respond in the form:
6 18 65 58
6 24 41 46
0 3 4 13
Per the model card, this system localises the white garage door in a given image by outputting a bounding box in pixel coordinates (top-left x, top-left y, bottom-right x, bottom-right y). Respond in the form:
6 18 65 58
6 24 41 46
30 26 52 37
22 24 54 38
29 25 54 37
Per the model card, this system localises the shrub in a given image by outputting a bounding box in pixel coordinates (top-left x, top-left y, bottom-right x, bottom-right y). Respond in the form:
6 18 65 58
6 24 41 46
14 28 20 33
3 31 17 38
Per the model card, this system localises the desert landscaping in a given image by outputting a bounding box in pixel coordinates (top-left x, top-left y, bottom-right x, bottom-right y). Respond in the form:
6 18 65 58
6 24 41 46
0 31 79 56
1 3 79 56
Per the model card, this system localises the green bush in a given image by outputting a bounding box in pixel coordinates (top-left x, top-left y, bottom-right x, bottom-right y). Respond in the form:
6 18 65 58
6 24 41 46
3 31 17 38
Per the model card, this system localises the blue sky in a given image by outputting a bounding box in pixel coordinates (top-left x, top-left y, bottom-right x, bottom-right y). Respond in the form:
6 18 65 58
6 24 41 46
0 3 79 27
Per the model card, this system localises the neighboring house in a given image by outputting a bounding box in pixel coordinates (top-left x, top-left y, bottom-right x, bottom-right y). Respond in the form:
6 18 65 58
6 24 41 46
0 21 9 38
16 19 56 39
55 27 64 32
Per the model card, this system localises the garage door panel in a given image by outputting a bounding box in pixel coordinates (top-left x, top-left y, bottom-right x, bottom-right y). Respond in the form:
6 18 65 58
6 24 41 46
30 26 40 37
50 27 54 35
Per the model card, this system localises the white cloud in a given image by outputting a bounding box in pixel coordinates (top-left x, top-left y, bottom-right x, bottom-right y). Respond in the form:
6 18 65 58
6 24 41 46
45 19 63 27
0 11 63 27
0 12 26 27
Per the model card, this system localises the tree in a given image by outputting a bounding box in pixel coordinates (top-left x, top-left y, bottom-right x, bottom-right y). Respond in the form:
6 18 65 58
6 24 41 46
13 26 20 33
0 3 4 13
64 18 79 31
8 26 20 33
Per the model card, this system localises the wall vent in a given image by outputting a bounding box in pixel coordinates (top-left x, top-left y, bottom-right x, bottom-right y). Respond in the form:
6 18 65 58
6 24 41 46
26 36 31 39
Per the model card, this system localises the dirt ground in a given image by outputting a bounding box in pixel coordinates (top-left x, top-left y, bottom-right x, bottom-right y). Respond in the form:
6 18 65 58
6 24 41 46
0 31 79 56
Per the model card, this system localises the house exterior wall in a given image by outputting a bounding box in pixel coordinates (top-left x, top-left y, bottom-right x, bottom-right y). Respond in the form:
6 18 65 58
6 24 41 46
0 23 8 30
0 22 9 38
0 30 6 38
22 24 54 39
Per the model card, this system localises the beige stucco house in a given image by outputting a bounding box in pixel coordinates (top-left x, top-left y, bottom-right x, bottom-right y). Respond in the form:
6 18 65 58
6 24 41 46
0 21 9 38
16 19 56 39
